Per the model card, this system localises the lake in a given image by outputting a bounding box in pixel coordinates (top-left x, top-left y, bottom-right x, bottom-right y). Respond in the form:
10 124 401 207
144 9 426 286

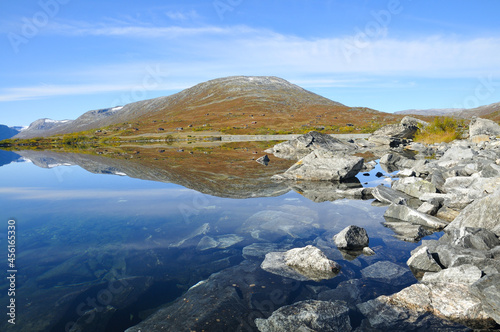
0 143 441 331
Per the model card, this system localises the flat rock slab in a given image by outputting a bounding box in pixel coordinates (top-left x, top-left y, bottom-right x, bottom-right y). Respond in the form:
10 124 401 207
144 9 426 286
384 204 448 229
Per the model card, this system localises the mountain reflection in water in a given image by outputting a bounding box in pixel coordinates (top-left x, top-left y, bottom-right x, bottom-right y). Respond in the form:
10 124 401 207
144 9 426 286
0 143 433 332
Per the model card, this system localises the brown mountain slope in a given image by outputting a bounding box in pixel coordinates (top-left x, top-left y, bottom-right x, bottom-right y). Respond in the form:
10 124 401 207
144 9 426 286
452 102 500 122
16 76 403 139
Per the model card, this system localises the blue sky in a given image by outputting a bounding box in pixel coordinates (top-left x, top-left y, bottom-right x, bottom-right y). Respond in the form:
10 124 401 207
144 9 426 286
1 0 500 127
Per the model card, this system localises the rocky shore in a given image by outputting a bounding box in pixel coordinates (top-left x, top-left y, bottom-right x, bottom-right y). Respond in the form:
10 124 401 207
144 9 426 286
125 116 500 332
257 116 500 330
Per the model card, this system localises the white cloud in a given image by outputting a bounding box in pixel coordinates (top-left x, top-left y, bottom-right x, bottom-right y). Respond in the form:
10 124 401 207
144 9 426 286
2 20 500 103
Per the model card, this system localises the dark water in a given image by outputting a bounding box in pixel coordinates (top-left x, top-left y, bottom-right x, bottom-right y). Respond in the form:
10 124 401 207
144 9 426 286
0 147 438 331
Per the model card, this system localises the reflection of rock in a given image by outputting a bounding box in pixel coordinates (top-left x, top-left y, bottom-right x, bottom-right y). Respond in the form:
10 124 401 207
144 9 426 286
383 218 433 242
265 131 357 160
333 225 369 250
272 148 364 181
285 179 372 203
256 154 270 166
196 234 243 251
242 243 292 259
255 300 352 332
261 246 340 282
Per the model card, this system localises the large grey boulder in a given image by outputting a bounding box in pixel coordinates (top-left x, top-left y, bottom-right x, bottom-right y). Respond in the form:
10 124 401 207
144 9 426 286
446 188 500 236
333 225 369 250
272 148 364 181
358 282 496 330
384 204 448 229
371 116 423 139
391 177 437 199
471 274 500 325
255 300 352 332
448 227 500 251
421 264 483 285
407 246 442 276
469 117 500 139
265 131 356 160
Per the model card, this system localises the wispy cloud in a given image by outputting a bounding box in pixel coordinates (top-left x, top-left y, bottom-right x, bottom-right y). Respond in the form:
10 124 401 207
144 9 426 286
2 19 500 103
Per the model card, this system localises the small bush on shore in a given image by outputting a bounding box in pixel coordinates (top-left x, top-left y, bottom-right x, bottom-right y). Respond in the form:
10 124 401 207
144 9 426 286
414 117 466 144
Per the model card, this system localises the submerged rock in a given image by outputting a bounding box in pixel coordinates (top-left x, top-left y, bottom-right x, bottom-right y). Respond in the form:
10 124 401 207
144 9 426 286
255 300 352 332
360 261 415 286
272 148 364 181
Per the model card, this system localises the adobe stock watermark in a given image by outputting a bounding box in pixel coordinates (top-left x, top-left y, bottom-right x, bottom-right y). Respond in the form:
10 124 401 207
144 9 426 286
7 0 71 54
342 0 406 63
109 64 167 108
178 191 212 225
454 75 499 109
213 0 243 20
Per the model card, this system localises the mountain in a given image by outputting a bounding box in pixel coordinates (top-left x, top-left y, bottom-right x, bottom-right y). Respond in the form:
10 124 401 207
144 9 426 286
395 102 500 122
14 118 74 139
15 76 399 139
395 108 465 116
452 101 500 121
0 125 21 140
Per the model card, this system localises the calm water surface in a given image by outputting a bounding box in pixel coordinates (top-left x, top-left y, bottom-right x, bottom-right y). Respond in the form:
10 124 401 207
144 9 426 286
0 147 438 331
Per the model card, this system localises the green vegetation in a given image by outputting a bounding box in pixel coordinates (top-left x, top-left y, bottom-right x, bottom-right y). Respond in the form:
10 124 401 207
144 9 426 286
414 117 466 144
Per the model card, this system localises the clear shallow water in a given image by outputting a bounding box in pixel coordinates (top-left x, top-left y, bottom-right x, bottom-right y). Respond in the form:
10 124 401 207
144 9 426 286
0 149 437 331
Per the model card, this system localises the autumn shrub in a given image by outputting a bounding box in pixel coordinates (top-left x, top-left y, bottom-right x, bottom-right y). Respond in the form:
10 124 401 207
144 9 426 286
414 117 466 144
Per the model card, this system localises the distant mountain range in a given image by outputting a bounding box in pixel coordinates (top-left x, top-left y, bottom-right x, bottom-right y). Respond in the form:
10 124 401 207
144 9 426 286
13 76 399 139
396 102 500 121
0 125 21 140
